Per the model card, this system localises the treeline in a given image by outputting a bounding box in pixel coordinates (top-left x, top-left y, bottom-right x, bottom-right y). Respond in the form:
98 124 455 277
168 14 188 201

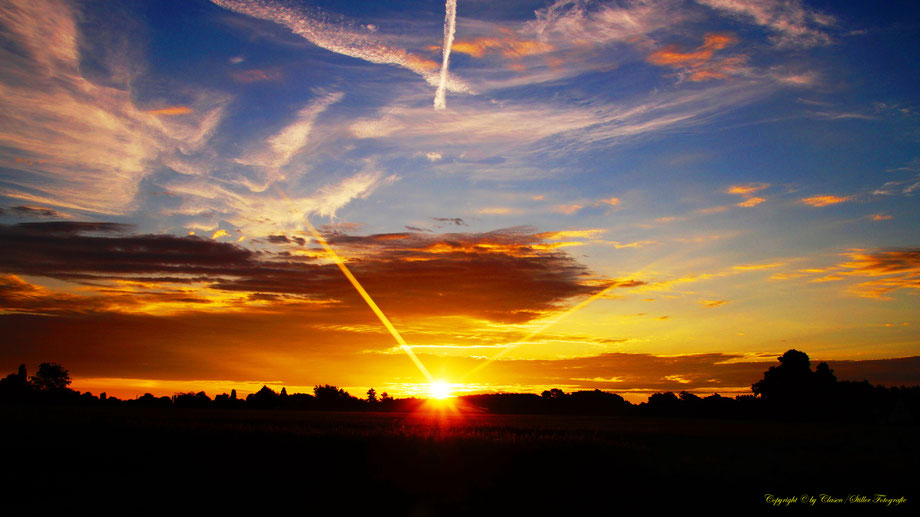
2 350 918 423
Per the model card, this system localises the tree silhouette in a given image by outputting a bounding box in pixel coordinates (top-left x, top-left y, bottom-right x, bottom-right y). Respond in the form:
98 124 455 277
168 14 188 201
30 363 71 391
751 349 812 401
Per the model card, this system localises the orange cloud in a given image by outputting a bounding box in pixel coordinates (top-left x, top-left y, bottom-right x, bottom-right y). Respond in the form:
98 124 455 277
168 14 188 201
737 197 766 207
536 229 606 240
800 195 851 207
647 33 744 81
553 204 583 215
871 214 893 221
837 248 920 299
727 183 769 195
442 32 554 60
145 106 193 116
700 300 729 308
733 263 783 271
476 207 516 215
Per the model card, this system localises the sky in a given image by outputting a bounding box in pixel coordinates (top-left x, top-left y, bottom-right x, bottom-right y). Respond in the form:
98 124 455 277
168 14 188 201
1 0 919 401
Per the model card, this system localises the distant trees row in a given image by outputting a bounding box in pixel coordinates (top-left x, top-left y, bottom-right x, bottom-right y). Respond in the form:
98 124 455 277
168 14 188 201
1 351 918 423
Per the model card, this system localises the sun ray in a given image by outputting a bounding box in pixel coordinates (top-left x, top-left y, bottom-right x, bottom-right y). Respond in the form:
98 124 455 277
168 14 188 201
272 187 433 383
461 280 627 380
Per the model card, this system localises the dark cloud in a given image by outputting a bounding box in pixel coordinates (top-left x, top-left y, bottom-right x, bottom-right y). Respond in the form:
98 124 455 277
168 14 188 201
432 217 467 226
838 248 920 298
11 205 65 218
11 221 132 234
0 222 636 323
268 234 306 245
404 226 431 233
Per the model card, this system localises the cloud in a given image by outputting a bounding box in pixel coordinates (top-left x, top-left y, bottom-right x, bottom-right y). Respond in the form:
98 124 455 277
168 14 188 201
0 274 217 316
800 195 850 207
7 205 68 218
727 183 769 195
524 0 681 47
145 106 194 116
348 79 775 160
476 207 516 215
0 0 231 215
236 91 344 171
536 229 606 240
774 248 920 300
700 299 729 308
871 214 892 221
268 234 306 246
230 68 282 83
432 217 467 227
737 197 765 207
838 248 920 299
598 197 620 206
0 223 625 324
647 32 747 82
211 0 471 94
696 0 835 48
553 204 584 215
449 33 554 59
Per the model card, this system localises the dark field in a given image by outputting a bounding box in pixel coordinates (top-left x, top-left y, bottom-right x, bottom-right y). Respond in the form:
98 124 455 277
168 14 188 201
2 406 916 515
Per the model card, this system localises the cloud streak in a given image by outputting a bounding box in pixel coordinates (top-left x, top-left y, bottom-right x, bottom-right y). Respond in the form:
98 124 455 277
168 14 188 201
211 0 471 94
696 0 835 47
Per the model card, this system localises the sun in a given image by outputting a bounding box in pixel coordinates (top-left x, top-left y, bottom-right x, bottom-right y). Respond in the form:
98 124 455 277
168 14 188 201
428 381 452 400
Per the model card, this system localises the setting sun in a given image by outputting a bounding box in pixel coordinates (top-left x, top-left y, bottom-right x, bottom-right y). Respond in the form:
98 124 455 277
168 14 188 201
428 381 452 400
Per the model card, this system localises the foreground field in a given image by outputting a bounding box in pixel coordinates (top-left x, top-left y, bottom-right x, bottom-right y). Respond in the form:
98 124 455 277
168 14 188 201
2 406 915 514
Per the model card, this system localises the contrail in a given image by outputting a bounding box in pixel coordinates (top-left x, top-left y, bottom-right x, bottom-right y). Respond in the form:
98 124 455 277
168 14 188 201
433 0 457 110
461 280 633 380
272 186 434 383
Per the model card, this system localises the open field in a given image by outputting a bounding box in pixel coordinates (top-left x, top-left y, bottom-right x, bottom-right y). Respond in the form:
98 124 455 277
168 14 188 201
2 406 916 514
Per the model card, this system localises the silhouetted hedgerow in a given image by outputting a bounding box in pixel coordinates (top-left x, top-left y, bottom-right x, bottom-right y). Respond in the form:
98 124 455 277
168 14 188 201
1 350 917 423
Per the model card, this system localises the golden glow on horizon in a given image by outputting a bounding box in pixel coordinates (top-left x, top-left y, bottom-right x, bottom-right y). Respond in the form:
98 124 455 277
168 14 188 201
428 381 452 400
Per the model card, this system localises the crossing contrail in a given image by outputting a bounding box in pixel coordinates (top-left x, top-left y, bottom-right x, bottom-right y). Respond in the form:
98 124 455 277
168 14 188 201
434 0 457 110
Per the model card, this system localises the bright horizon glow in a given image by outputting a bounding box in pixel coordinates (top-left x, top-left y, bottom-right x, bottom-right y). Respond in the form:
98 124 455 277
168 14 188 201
428 381 453 400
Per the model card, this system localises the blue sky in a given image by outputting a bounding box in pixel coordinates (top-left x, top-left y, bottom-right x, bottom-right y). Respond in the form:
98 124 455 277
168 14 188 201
1 0 918 398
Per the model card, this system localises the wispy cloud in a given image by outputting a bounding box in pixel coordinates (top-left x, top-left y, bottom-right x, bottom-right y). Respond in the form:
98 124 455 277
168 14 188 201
838 248 920 299
524 0 681 47
647 33 747 82
236 91 344 173
211 0 471 94
737 197 765 207
349 79 775 160
727 183 770 195
696 0 835 47
0 0 230 215
800 195 850 207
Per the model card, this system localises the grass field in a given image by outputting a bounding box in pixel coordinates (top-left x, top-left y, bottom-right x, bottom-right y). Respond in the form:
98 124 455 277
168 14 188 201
2 406 915 514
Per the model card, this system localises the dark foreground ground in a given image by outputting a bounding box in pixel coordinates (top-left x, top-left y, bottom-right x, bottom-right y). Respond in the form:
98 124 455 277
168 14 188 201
2 406 916 515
